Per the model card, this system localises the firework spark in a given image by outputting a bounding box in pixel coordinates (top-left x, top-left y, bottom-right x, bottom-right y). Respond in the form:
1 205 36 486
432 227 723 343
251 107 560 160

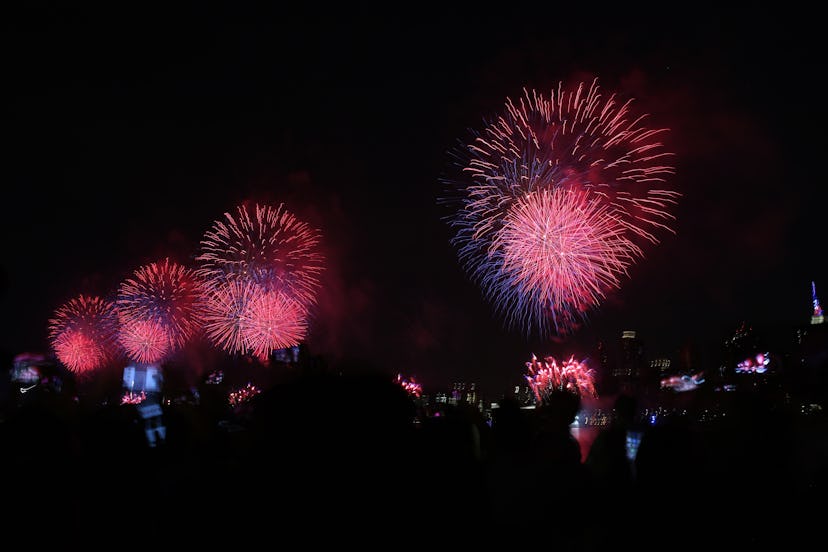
396 374 422 398
121 390 147 405
228 382 261 407
196 202 325 309
117 258 205 355
443 78 678 337
525 353 597 402
48 294 119 374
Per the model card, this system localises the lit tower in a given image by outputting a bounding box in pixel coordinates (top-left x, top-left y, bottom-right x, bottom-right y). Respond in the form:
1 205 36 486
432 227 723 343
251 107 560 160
812 281 824 325
613 330 644 395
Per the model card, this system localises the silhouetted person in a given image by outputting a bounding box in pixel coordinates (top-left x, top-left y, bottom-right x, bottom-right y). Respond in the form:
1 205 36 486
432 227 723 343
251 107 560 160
632 414 708 551
489 396 532 451
702 390 803 546
583 394 639 550
486 390 589 546
483 396 535 537
585 394 638 492
533 389 584 465
539 390 591 549
0 401 81 541
240 368 424 545
415 402 489 541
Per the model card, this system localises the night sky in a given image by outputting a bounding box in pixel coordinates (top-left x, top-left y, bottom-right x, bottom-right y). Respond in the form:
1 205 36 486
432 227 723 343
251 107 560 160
2 5 824 395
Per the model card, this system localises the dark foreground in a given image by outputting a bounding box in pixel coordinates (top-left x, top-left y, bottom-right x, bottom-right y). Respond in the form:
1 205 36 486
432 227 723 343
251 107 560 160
2 370 827 550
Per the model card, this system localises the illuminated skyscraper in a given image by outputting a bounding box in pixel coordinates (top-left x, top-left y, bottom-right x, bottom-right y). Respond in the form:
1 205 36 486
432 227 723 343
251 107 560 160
614 331 644 378
612 331 644 395
811 281 824 325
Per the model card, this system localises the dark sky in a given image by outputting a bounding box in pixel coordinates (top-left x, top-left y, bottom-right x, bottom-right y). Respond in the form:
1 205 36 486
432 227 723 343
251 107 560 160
2 5 824 396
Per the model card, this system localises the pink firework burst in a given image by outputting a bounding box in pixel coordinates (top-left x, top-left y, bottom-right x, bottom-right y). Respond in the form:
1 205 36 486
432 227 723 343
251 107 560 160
48 294 119 374
525 353 597 402
117 258 205 352
243 290 308 361
201 279 259 355
493 188 640 335
443 78 678 338
459 79 678 244
117 318 171 364
196 202 325 309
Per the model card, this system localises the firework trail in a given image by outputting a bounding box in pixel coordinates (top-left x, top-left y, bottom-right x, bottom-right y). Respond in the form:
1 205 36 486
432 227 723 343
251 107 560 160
48 294 119 374
443 78 678 337
525 353 597 402
117 258 205 356
196 202 325 310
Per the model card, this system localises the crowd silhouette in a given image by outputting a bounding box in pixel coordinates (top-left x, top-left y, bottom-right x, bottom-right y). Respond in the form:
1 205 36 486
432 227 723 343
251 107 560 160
1 357 827 549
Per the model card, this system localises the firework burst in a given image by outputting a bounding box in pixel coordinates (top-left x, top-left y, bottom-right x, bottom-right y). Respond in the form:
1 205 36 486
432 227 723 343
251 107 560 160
443 78 678 337
48 294 119 374
117 318 171 364
491 188 640 335
525 353 597 402
201 280 308 358
196 202 325 309
117 258 205 356
243 290 308 360
201 279 259 355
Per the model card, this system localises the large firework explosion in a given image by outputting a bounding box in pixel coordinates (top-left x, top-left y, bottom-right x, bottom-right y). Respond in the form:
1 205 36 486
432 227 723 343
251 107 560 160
48 294 120 374
525 353 597 402
201 281 308 359
196 202 325 309
443 78 678 337
116 258 205 363
491 188 641 337
199 278 307 356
